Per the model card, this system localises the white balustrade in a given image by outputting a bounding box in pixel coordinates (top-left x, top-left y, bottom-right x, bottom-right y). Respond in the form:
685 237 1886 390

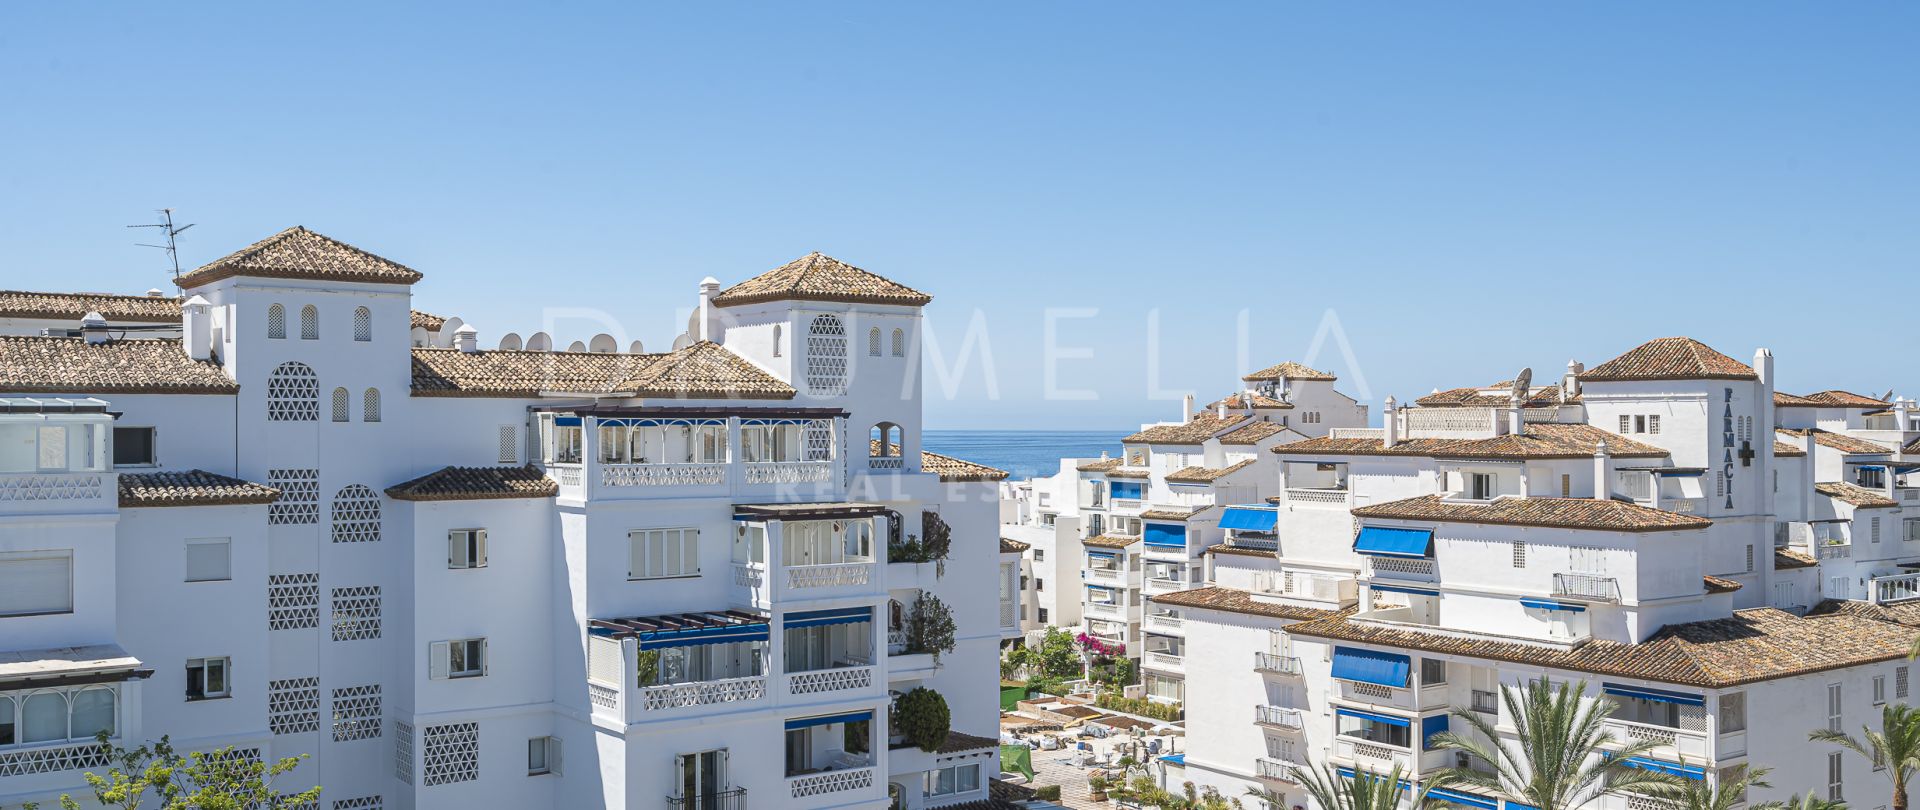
587 682 620 713
549 464 582 488
641 676 767 710
601 463 726 487
746 461 832 484
1553 573 1619 601
1404 407 1499 437
1256 757 1303 782
1874 572 1920 604
786 562 872 590
1254 652 1301 675
0 740 115 778
868 457 904 470
1284 487 1350 506
0 472 106 502
789 766 874 799
1818 542 1852 560
1147 651 1183 669
787 666 874 695
1146 614 1183 631
1256 705 1304 729
1329 428 1385 440
733 562 765 588
1371 557 1434 578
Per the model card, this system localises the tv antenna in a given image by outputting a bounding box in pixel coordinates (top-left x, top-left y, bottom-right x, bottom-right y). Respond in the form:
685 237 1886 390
128 208 195 280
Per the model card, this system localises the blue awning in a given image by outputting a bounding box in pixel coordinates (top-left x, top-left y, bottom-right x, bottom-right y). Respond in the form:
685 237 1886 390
1519 597 1586 613
1144 523 1187 549
1087 550 1117 560
1354 526 1433 558
1619 756 1705 780
1371 583 1439 597
1422 713 1451 749
785 710 873 731
1332 647 1411 688
1159 753 1185 765
1110 481 1144 499
1429 787 1497 810
783 606 873 629
1602 683 1705 707
637 622 771 651
1219 506 1279 531
553 416 582 427
1086 585 1116 595
1336 708 1411 728
1507 803 1539 810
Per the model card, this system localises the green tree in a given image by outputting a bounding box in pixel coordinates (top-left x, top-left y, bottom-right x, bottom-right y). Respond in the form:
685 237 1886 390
1273 762 1435 810
906 592 958 662
895 687 952 752
1810 703 1920 810
1755 790 1847 810
1430 676 1677 810
36 734 319 810
1640 765 1770 810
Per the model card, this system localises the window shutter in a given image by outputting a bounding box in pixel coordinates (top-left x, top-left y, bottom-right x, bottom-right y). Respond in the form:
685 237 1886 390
0 555 72 616
480 638 490 676
673 755 687 799
186 539 230 582
550 737 563 776
475 530 488 568
449 532 466 568
1619 415 1631 433
429 641 450 680
1648 415 1660 434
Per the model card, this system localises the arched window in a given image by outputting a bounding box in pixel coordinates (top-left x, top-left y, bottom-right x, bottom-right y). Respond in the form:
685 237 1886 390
267 362 319 422
868 327 882 357
805 315 848 396
331 484 381 543
69 687 115 738
891 328 905 357
869 422 901 462
362 388 381 422
352 307 371 342
267 304 287 339
299 305 319 340
331 388 350 422
771 324 782 357
21 691 67 743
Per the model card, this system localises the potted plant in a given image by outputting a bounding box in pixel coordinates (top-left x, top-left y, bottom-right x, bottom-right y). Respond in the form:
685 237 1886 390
1088 772 1109 803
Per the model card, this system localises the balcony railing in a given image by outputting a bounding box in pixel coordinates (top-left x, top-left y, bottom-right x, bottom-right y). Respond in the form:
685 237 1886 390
1146 651 1183 669
886 630 908 656
745 461 832 484
787 666 874 696
0 739 116 778
641 676 767 711
1084 602 1124 619
785 562 872 590
1874 572 1920 604
1552 573 1619 602
1818 541 1852 560
1256 757 1303 783
667 788 747 809
1145 614 1183 632
867 456 904 470
1255 705 1305 730
1337 737 1412 771
1604 719 1708 760
1254 652 1302 675
602 463 727 487
1145 577 1185 592
1370 557 1434 579
999 600 1016 627
1283 487 1350 507
788 766 874 800
0 471 111 507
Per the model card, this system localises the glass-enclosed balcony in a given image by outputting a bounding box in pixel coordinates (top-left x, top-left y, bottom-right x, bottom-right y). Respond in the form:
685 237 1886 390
536 408 844 501
785 711 879 802
0 398 115 512
730 505 890 608
587 611 773 722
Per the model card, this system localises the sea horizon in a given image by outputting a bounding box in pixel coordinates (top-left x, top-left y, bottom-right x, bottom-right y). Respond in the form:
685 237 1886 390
922 428 1131 483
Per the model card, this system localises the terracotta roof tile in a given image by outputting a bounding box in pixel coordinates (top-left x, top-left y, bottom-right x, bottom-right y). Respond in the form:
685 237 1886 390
935 730 1001 754
1272 424 1665 461
1083 534 1140 549
410 342 793 399
1815 481 1899 509
0 291 182 323
999 537 1030 553
871 440 1009 482
1808 598 1920 627
411 310 446 331
1242 361 1336 382
611 341 796 399
1579 337 1757 382
1270 437 1459 457
1219 422 1291 445
1150 586 1344 622
1351 494 1711 532
1206 544 1277 558
177 226 422 288
1106 467 1151 479
1077 458 1123 472
1140 507 1205 521
1417 383 1578 409
1773 440 1807 457
1286 606 1912 688
1209 392 1292 410
118 470 279 507
1164 459 1257 484
1774 548 1818 570
385 464 558 501
0 336 237 394
711 252 931 308
1703 575 1742 594
1802 390 1892 408
1773 391 1820 407
1778 428 1892 455
1123 414 1249 445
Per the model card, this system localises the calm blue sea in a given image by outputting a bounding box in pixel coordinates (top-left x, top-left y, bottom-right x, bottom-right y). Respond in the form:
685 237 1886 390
921 430 1130 482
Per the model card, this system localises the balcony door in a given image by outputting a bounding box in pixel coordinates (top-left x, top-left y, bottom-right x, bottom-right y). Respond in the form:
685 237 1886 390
676 749 729 808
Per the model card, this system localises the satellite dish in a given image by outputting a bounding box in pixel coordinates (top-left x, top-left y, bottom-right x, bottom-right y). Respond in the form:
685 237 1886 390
436 317 465 348
410 326 430 347
589 333 617 353
671 333 694 351
567 340 587 353
497 332 523 351
524 332 552 352
629 340 645 354
1510 368 1532 403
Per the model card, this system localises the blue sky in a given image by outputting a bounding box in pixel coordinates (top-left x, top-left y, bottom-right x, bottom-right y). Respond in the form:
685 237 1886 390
2 3 1915 429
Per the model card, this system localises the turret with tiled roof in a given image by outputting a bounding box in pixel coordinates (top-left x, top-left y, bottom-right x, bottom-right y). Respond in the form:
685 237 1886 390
1240 360 1336 383
710 252 931 308
175 226 424 288
1579 336 1757 382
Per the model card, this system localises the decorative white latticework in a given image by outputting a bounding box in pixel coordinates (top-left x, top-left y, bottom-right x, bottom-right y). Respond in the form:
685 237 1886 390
789 766 873 799
267 363 319 422
601 463 727 487
422 722 479 786
497 426 518 463
331 388 349 422
352 307 372 342
268 469 319 525
0 740 113 777
332 684 382 742
393 721 414 784
803 419 835 461
0 473 103 501
362 389 380 422
300 305 319 340
331 485 381 543
744 461 832 484
331 586 382 641
891 328 905 357
805 314 848 396
641 675 766 710
1370 557 1434 576
268 677 320 734
587 682 620 711
268 573 320 630
787 562 870 589
788 667 871 696
268 303 286 339
334 796 381 810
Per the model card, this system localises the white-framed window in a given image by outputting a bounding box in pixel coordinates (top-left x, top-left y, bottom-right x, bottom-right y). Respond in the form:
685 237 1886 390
267 303 287 339
1648 415 1661 434
1468 473 1494 500
527 736 560 776
0 551 73 617
1828 683 1843 732
2 685 117 745
448 529 488 569
1033 549 1045 562
1719 692 1745 733
430 638 487 680
925 763 981 797
112 426 157 466
630 528 699 579
300 305 319 340
186 538 232 582
1875 675 1887 705
353 306 372 342
186 657 231 700
1830 751 1845 801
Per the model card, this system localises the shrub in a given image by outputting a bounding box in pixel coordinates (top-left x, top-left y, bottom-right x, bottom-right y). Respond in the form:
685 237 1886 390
1035 785 1062 801
896 687 951 752
1093 691 1182 722
906 592 958 662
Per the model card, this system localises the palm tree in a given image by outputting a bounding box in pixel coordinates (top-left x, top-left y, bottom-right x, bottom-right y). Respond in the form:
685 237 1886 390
1755 790 1847 810
1640 765 1771 810
1430 676 1678 810
1810 703 1920 810
1267 762 1435 810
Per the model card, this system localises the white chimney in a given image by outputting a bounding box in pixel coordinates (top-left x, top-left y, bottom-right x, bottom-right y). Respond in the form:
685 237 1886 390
697 277 722 342
80 311 109 344
1382 396 1399 448
1182 394 1195 424
182 295 213 361
1593 440 1610 501
1507 405 1523 435
1562 359 1582 401
1215 402 1227 419
454 324 479 353
145 288 165 298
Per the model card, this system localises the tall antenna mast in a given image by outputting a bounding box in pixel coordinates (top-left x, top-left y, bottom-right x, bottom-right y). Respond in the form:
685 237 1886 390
128 208 195 280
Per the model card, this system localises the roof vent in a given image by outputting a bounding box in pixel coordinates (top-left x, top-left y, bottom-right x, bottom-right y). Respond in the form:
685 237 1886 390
80 311 110 344
454 324 479 353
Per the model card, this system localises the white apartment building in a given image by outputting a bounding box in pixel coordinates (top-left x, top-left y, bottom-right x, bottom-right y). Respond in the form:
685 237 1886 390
999 363 1366 702
0 230 1021 810
1155 337 1920 810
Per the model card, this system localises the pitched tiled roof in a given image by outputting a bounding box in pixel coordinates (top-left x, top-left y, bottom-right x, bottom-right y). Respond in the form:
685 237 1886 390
1123 414 1248 445
1209 392 1292 410
1773 391 1820 407
711 252 931 308
1777 428 1892 455
411 310 446 331
1814 481 1898 509
1077 458 1123 472
1773 440 1807 457
118 470 279 507
176 226 423 288
1207 544 1277 558
1580 337 1757 382
1703 575 1742 594
1150 586 1345 622
1808 598 1920 627
611 341 796 399
935 730 1001 754
871 441 1009 482
385 464 559 501
999 537 1031 553
1140 507 1205 521
1164 459 1257 484
0 336 237 394
0 291 182 323
1083 534 1140 549
1242 361 1336 382
1417 383 1578 409
1774 548 1818 570
410 342 794 399
1271 424 1665 461
1287 606 1914 688
1106 467 1151 479
1351 495 1711 532
1219 422 1291 445
1802 390 1891 408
